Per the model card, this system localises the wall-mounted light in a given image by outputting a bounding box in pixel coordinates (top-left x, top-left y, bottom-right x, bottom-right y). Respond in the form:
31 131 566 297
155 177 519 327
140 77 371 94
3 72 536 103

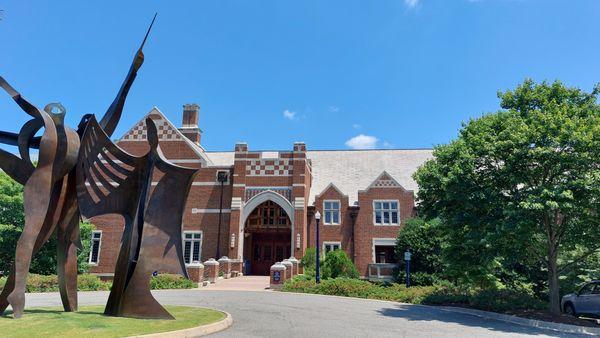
296 233 301 249
230 233 236 248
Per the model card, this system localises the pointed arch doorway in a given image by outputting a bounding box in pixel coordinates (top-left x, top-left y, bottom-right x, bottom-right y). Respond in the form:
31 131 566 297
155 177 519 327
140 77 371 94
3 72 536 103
241 191 294 275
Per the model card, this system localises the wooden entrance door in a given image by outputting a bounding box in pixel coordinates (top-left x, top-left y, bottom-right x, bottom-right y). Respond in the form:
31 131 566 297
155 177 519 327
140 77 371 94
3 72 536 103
250 232 291 275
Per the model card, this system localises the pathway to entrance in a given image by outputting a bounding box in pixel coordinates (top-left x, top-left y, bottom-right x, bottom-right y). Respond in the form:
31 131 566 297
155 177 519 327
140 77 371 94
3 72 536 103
24 290 585 337
203 276 270 292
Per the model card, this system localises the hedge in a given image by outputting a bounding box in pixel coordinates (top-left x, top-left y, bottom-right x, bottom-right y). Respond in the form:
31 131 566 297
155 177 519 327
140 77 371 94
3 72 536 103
282 276 547 312
0 273 195 293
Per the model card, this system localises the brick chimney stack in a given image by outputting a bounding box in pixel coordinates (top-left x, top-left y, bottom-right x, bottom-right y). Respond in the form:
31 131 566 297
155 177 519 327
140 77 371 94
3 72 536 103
179 103 202 144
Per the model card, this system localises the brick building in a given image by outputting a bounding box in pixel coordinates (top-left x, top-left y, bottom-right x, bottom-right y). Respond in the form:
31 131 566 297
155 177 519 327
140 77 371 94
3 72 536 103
88 105 433 280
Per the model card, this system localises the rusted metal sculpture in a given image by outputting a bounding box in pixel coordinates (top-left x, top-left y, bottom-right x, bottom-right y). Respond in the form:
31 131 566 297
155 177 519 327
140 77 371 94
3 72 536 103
76 116 197 319
0 14 155 318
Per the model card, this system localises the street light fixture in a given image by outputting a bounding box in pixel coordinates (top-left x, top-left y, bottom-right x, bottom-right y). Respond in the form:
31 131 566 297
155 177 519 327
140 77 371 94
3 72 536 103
315 211 321 284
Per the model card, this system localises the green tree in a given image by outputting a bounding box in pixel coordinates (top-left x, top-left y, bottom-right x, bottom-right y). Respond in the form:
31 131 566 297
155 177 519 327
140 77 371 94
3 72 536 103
0 171 96 275
0 171 24 227
415 80 600 314
395 217 444 284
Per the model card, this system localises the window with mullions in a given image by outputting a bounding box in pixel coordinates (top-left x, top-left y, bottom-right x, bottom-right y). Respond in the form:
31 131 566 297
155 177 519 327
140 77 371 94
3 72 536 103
89 231 102 265
183 232 202 265
373 201 399 225
323 200 340 225
323 242 341 254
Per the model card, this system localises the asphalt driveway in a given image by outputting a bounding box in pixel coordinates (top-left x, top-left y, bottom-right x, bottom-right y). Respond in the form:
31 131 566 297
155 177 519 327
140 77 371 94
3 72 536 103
23 289 588 337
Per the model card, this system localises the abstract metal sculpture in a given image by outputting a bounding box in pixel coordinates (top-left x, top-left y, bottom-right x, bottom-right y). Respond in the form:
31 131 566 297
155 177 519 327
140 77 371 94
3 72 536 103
76 116 197 319
0 14 155 318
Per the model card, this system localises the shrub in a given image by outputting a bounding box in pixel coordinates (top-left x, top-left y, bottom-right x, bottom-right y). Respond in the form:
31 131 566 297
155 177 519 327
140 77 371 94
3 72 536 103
77 274 111 291
283 276 547 313
300 247 317 272
322 250 359 279
26 274 59 293
150 274 196 290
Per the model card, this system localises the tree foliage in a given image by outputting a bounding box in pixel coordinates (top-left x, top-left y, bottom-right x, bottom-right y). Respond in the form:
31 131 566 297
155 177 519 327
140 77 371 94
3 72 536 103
395 218 444 285
0 171 95 275
414 79 600 314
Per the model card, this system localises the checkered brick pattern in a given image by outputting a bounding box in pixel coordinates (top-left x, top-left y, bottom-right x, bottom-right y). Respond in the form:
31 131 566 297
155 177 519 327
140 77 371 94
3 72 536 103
121 116 183 141
245 159 293 176
372 179 400 188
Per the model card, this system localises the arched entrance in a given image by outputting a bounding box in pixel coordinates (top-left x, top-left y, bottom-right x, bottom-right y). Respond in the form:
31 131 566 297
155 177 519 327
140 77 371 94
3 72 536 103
242 193 293 275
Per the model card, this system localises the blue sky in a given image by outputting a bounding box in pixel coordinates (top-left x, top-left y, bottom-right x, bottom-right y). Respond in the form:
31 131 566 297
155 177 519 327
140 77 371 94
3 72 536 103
1 0 599 151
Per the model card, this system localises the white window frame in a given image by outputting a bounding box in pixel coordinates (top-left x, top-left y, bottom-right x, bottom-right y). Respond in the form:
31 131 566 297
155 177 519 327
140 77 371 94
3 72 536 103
323 200 341 225
88 230 102 266
371 238 396 263
323 241 342 255
372 200 400 226
182 231 203 266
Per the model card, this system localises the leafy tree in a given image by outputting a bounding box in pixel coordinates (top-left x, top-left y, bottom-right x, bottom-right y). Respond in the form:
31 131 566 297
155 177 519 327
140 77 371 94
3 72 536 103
0 171 96 275
0 171 24 227
395 218 444 284
322 250 359 279
415 80 600 314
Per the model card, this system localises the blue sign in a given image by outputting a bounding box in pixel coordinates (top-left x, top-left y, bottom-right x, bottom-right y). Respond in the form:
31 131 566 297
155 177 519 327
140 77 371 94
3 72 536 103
273 270 281 282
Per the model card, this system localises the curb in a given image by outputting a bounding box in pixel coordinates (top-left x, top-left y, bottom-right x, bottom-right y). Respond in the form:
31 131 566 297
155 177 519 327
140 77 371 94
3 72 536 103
131 310 233 338
279 291 600 336
436 306 600 336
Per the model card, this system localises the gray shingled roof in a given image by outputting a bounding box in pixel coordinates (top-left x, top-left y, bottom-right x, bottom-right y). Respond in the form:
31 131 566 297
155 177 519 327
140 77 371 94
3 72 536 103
205 149 433 205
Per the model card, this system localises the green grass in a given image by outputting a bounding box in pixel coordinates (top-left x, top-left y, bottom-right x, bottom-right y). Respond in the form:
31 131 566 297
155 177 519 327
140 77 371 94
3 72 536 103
0 305 226 338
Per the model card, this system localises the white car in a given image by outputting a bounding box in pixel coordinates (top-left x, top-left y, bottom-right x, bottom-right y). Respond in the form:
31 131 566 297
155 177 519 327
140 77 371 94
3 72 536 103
562 280 600 317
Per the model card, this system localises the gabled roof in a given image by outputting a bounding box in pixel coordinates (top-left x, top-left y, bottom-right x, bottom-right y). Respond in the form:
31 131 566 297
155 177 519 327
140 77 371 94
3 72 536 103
205 148 433 205
118 107 214 166
361 171 407 192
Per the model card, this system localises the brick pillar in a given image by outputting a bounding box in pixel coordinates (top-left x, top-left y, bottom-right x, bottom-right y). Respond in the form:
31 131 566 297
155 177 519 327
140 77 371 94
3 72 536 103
230 259 243 277
288 256 299 276
186 263 204 283
270 262 286 290
282 259 293 280
229 143 248 259
218 256 231 279
204 258 219 283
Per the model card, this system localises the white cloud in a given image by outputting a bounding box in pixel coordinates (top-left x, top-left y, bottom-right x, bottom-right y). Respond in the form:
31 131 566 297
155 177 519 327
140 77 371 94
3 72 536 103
352 123 362 129
404 0 420 8
345 134 379 150
383 141 394 148
283 109 296 120
329 106 340 113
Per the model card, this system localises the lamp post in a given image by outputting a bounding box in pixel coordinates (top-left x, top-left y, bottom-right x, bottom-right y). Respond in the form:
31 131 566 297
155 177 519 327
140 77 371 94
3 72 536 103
215 171 228 259
315 211 321 284
404 249 412 288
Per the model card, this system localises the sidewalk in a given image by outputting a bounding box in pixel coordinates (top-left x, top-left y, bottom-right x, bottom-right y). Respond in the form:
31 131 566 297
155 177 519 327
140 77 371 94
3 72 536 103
201 276 270 292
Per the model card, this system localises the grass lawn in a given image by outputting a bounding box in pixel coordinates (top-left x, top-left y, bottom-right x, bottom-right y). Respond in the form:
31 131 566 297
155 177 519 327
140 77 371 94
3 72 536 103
0 305 226 338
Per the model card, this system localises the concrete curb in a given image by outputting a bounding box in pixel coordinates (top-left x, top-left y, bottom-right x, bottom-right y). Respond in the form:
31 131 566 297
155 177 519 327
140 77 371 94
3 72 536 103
436 306 600 336
130 310 233 338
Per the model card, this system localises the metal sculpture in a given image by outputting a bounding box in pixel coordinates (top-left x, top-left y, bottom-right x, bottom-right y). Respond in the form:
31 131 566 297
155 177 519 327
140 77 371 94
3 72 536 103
0 14 155 318
76 116 197 319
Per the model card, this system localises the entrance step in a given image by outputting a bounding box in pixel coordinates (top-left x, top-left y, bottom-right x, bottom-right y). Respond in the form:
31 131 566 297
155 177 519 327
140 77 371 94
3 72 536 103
202 276 270 292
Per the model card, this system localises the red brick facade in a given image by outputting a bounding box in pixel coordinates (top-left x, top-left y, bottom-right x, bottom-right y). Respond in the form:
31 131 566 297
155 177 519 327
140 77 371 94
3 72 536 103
88 106 427 279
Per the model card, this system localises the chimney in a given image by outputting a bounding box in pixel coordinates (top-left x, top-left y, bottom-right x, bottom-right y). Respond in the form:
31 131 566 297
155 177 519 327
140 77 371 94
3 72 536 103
179 103 202 144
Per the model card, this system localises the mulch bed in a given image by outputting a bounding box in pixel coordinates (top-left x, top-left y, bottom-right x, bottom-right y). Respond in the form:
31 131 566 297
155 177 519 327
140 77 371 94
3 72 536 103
504 309 600 328
436 302 600 327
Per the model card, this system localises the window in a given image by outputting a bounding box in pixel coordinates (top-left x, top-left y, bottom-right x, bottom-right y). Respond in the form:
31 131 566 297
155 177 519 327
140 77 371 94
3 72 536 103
323 242 341 254
89 231 102 265
373 200 399 225
183 231 203 266
374 246 396 264
323 200 340 225
216 170 229 184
